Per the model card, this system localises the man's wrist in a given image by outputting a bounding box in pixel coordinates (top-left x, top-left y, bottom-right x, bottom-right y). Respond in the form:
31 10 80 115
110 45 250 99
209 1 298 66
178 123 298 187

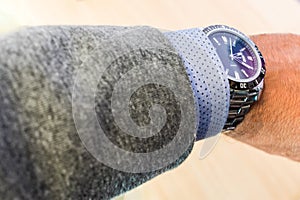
227 34 300 162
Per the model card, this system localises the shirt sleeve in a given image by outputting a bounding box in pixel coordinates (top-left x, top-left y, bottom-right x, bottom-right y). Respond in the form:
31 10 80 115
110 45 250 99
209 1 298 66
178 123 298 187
164 28 230 140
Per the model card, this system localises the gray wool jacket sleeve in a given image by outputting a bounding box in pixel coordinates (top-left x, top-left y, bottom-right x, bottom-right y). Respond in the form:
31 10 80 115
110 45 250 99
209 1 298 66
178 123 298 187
0 26 196 200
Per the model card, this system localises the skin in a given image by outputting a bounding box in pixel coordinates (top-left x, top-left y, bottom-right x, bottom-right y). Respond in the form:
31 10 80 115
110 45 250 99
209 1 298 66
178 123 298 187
226 34 300 162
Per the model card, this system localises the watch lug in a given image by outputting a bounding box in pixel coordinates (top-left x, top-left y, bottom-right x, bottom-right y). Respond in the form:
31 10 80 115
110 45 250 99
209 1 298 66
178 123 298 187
254 79 264 101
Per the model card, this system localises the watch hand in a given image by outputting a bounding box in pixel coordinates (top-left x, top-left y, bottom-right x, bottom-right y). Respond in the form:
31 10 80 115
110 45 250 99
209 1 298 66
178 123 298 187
233 57 253 70
229 38 233 59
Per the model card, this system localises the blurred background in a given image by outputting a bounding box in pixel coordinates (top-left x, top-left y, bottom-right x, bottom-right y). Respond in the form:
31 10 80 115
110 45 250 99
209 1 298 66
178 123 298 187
0 0 300 199
1 0 300 34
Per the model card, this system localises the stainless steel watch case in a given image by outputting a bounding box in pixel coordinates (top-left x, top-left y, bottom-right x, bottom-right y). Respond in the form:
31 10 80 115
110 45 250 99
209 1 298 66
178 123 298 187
203 25 266 91
203 25 266 130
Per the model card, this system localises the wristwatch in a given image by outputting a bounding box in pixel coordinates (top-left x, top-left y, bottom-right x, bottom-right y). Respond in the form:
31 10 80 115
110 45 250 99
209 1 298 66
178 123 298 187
203 25 266 131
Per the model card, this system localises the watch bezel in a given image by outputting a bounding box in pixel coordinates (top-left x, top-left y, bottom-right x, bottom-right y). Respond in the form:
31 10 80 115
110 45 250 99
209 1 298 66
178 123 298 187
203 25 266 90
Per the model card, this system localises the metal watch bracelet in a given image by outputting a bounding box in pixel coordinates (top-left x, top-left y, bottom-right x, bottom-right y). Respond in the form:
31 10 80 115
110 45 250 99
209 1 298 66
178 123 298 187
223 89 259 131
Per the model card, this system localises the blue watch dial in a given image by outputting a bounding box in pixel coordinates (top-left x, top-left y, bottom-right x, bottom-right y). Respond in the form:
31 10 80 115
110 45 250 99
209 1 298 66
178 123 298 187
208 31 259 82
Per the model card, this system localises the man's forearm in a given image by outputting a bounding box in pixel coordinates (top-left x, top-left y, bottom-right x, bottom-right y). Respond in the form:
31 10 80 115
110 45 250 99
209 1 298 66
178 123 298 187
0 26 195 200
228 34 300 162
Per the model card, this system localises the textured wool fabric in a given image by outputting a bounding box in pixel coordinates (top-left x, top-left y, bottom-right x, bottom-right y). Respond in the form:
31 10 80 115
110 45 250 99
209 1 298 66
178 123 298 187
0 26 197 200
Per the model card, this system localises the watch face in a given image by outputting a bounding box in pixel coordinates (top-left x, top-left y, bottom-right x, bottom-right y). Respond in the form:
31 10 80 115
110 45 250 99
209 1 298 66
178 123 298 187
208 30 260 83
